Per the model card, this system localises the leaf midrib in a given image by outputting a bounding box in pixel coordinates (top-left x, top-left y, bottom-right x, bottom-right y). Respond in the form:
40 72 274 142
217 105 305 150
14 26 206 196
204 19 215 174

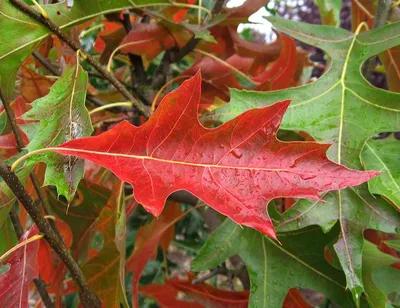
53 146 342 177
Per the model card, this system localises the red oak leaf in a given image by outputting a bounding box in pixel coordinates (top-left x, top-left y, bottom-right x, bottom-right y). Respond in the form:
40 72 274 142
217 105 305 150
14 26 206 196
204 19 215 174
182 54 253 90
50 72 377 239
167 273 249 308
140 279 310 308
228 28 281 74
139 283 203 308
126 203 182 308
181 54 252 110
0 225 40 308
253 34 298 91
119 24 177 60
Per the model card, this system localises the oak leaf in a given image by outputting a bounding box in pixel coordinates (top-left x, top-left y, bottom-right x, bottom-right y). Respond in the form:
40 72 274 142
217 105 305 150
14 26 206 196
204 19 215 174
211 17 400 300
0 225 40 308
46 72 377 239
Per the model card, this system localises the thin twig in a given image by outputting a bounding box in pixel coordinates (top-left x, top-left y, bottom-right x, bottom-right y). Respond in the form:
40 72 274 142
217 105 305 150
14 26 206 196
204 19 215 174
33 51 136 96
9 0 150 118
32 51 136 113
8 208 24 238
192 264 231 284
151 38 199 89
32 51 60 75
122 12 148 87
0 159 101 308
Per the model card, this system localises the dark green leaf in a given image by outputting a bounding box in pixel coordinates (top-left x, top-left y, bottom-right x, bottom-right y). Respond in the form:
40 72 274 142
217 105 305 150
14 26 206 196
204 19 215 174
192 219 355 307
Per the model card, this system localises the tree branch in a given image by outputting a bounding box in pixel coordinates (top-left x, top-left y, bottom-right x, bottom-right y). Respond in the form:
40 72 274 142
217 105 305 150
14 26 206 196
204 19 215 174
9 0 150 118
151 38 199 89
0 159 101 307
32 51 135 113
122 12 148 87
192 266 227 284
33 51 136 98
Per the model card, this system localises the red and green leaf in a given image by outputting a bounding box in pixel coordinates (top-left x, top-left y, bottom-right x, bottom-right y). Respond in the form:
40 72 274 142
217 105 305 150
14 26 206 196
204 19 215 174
47 73 376 240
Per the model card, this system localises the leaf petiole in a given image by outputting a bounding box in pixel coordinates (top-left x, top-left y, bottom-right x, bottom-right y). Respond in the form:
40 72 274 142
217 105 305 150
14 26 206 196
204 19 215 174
11 148 58 172
89 102 133 115
107 39 155 72
0 234 43 264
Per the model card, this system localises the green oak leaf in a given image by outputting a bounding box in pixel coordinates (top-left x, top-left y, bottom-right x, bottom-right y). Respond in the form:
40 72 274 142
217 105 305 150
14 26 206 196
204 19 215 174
212 17 400 169
362 240 399 307
192 219 357 308
361 135 400 208
80 182 129 308
0 0 169 97
23 61 92 202
210 16 400 302
276 185 400 304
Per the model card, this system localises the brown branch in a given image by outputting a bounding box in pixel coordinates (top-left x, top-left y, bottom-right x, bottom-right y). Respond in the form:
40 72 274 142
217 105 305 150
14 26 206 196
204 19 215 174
8 208 24 238
34 278 55 308
0 159 101 307
151 38 199 89
32 51 136 113
9 0 150 118
32 51 59 75
122 12 148 87
192 266 227 284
